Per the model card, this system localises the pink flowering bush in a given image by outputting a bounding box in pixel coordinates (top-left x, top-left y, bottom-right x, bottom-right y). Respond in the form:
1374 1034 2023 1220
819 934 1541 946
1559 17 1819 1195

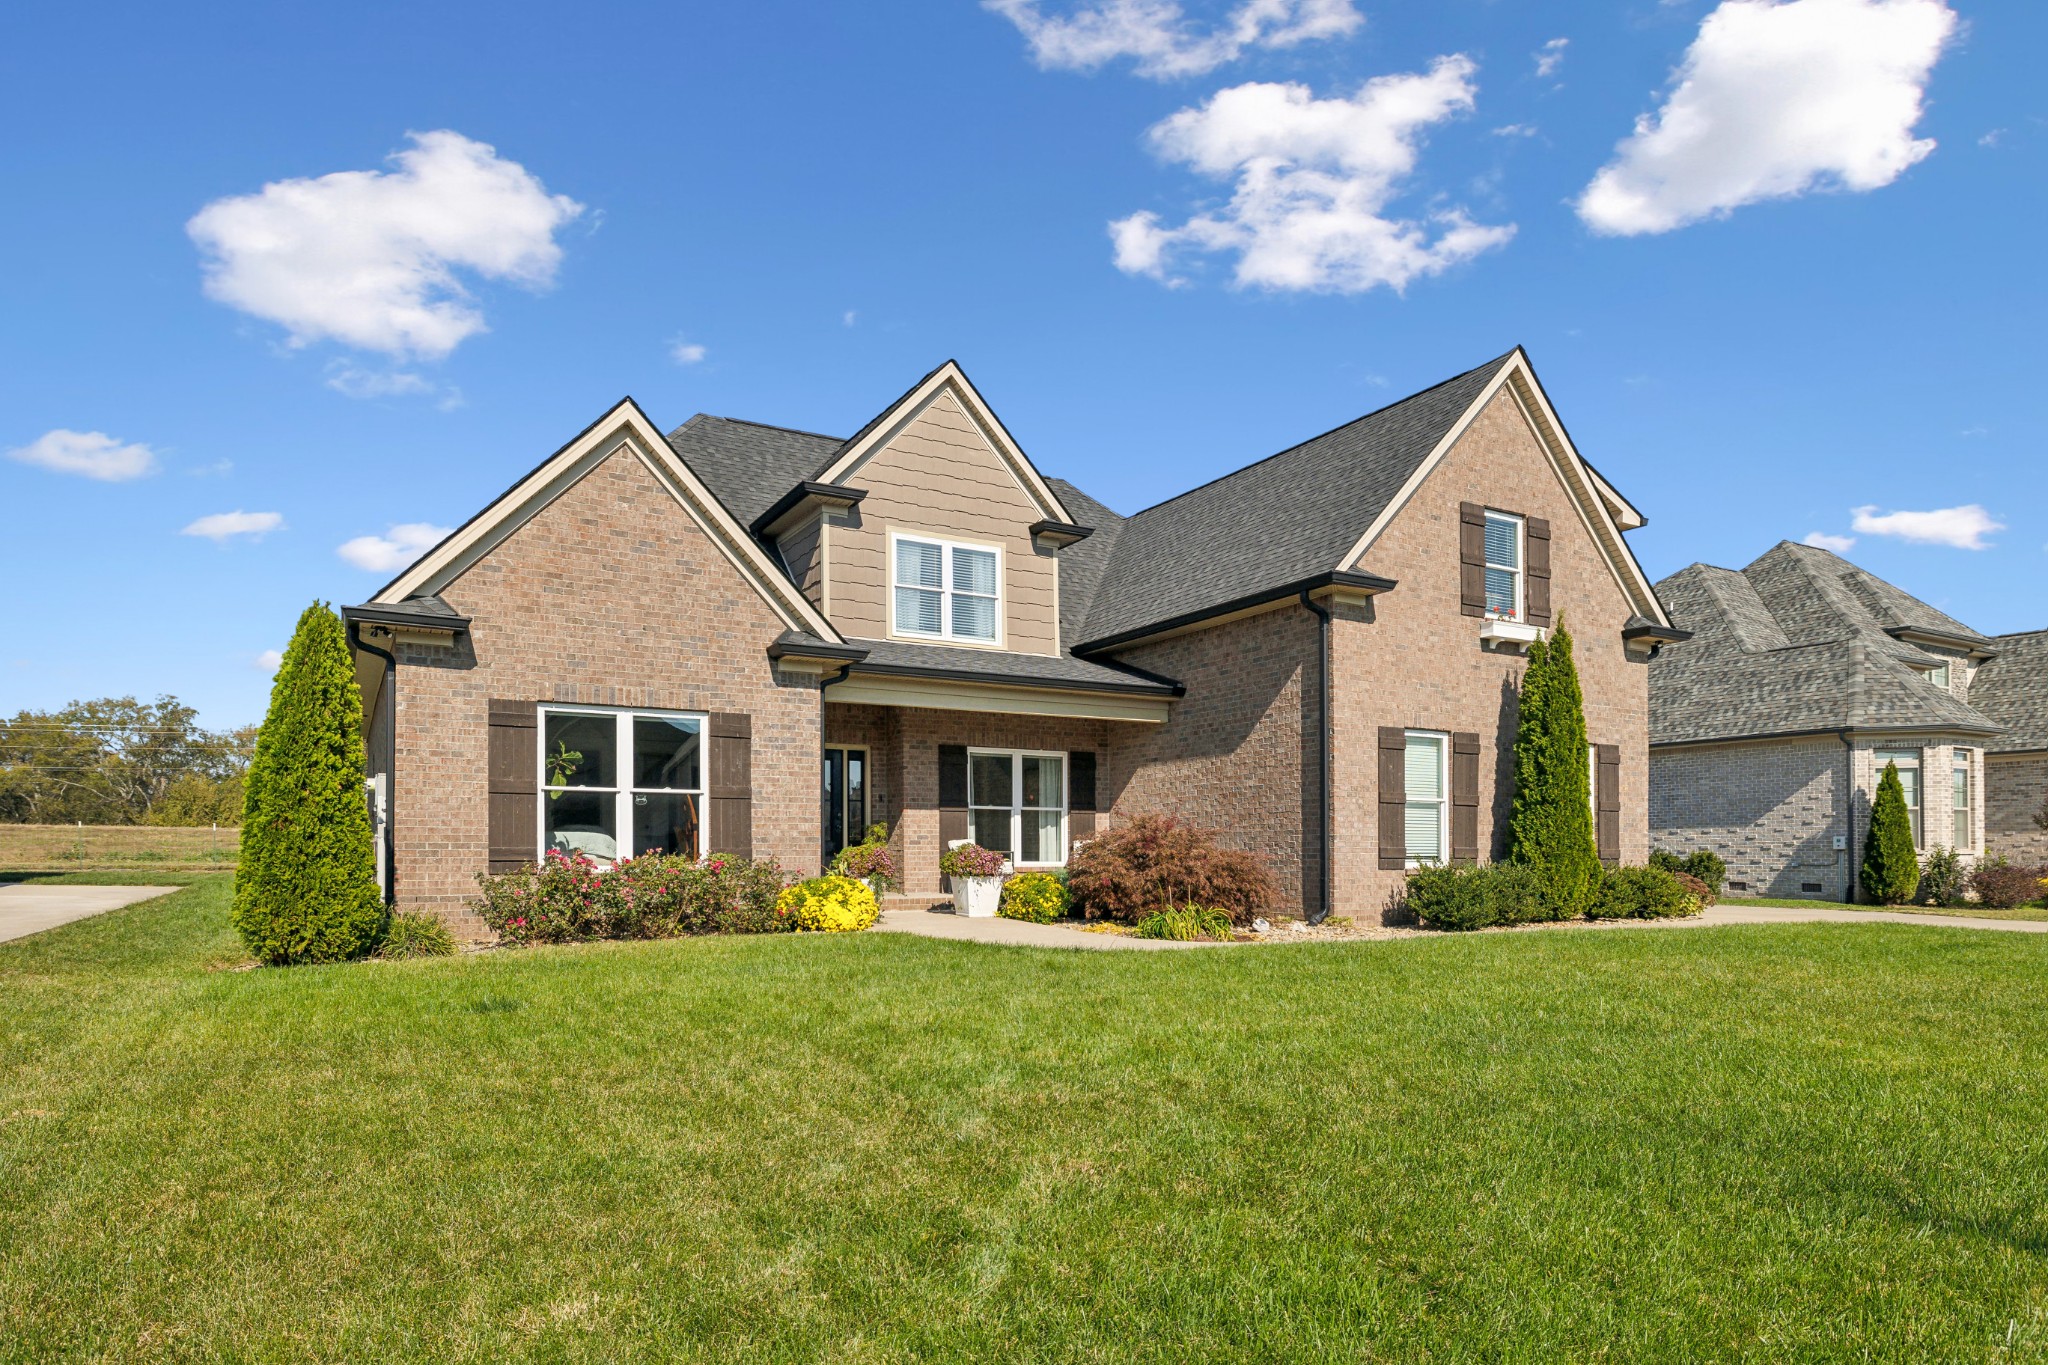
473 849 628 946
940 843 1006 879
829 823 899 892
473 849 791 946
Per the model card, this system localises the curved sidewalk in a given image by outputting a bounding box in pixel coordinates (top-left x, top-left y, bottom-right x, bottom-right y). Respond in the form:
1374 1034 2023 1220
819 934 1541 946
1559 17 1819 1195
876 907 1209 949
1692 904 2047 934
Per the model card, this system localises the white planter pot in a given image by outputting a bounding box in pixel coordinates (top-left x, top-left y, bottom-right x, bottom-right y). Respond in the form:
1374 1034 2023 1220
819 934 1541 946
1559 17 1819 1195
953 875 1004 918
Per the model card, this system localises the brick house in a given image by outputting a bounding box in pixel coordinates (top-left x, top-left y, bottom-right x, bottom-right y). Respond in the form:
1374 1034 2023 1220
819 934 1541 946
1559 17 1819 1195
345 349 1678 935
1647 542 2032 900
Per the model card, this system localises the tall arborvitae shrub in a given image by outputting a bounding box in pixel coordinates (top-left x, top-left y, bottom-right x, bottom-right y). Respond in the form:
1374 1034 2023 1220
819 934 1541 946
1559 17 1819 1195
233 603 385 964
1505 618 1602 916
1862 762 1920 906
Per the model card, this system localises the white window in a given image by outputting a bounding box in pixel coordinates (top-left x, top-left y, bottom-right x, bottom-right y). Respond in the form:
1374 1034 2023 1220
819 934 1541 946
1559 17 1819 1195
967 749 1067 865
1404 731 1448 865
893 534 1000 643
1927 661 1950 690
539 706 705 866
1483 511 1523 620
1953 751 1972 848
1873 746 1922 847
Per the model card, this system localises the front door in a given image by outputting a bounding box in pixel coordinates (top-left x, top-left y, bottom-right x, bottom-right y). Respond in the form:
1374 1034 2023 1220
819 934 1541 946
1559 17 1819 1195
822 745 869 863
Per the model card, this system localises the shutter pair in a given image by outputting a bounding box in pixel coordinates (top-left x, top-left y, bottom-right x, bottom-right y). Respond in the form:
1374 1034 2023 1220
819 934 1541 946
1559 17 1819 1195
1377 728 1480 870
1459 502 1551 625
484 701 753 872
937 746 1098 848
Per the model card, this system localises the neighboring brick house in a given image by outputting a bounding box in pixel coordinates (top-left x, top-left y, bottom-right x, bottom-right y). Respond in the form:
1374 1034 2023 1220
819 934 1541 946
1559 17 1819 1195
1972 629 2048 865
346 349 1679 934
1648 542 2012 900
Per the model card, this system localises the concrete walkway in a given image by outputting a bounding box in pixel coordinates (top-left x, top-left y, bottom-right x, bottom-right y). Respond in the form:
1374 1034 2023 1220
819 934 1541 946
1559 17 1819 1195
1693 903 2048 934
875 906 1210 950
0 883 180 945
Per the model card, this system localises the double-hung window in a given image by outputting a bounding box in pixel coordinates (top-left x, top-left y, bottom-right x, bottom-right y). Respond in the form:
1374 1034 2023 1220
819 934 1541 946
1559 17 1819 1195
540 706 704 866
1873 746 1922 847
1927 661 1951 690
893 534 999 644
967 749 1067 865
1404 731 1449 866
1953 751 1972 848
1483 511 1523 620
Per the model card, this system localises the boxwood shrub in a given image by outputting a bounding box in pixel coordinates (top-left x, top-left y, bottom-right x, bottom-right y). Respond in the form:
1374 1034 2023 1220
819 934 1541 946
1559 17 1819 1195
1589 865 1698 920
1403 863 1551 931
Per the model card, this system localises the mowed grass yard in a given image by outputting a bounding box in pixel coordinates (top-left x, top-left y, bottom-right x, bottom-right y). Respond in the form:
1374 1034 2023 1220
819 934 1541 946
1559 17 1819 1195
3 879 2046 1363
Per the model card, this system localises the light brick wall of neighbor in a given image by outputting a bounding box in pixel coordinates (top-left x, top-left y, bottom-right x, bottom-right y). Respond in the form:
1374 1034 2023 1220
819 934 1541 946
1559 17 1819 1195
1987 753 2048 864
386 447 822 929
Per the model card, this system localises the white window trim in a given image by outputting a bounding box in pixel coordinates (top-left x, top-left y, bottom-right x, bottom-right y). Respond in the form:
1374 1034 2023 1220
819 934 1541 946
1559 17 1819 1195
1483 510 1524 622
1952 749 1973 850
967 747 1069 867
1926 661 1951 690
537 704 708 865
1873 746 1924 849
1404 729 1450 869
889 530 1004 647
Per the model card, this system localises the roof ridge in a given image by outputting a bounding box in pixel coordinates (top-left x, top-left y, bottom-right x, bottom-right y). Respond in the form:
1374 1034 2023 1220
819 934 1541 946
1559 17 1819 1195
1112 350 1518 525
701 414 846 443
813 359 955 477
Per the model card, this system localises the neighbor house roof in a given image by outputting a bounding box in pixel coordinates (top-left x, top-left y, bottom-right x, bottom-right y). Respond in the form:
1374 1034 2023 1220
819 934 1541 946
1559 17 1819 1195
1971 629 2048 753
1651 542 2003 746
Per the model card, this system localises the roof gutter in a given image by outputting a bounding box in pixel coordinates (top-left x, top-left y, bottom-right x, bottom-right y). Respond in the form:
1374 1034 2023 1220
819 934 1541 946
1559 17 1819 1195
346 617 397 906
1299 588 1333 925
1074 569 1396 658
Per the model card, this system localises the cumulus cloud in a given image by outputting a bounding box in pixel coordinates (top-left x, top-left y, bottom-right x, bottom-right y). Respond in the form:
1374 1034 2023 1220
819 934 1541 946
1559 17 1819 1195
1109 57 1514 293
323 362 463 409
181 510 284 543
1802 530 1856 552
1578 0 1955 236
187 130 585 359
986 0 1361 80
1533 37 1568 79
256 649 284 673
337 522 454 573
7 429 159 481
1851 503 2003 550
669 338 707 365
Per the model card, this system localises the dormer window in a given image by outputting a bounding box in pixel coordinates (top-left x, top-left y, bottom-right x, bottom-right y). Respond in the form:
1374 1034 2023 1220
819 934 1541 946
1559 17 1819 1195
1483 510 1523 620
1927 661 1950 690
893 533 999 644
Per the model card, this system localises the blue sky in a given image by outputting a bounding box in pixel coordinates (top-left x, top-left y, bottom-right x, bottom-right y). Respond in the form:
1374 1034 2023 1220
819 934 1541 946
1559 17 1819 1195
2 0 2041 729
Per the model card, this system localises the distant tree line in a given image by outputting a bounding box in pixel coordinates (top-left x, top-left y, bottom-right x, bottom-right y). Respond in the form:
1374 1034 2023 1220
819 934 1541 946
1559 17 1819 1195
0 697 257 826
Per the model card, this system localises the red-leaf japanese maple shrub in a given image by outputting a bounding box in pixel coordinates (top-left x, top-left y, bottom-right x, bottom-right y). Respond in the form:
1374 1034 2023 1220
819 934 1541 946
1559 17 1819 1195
1065 814 1277 925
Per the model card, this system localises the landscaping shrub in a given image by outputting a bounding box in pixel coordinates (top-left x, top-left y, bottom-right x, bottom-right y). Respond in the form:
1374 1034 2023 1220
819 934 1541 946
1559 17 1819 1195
1672 871 1716 909
376 911 458 959
1589 865 1698 920
1065 814 1276 925
1918 845 1967 907
940 843 1006 879
1000 870 1068 923
1505 620 1602 916
1652 849 1726 898
1862 763 1921 905
1132 905 1235 941
1403 863 1551 931
829 823 899 894
474 849 628 945
1969 858 2044 910
777 875 879 932
233 602 386 965
615 853 790 936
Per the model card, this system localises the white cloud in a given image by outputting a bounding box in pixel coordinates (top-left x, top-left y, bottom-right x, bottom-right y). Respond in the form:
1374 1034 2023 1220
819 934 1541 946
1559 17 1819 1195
1492 124 1539 138
256 649 284 673
188 458 234 477
337 522 454 573
1850 503 2003 550
1802 530 1857 552
669 338 707 365
1533 37 1568 79
323 362 464 411
1977 128 2006 148
187 130 585 359
182 510 284 543
1110 57 1514 293
842 310 858 327
986 0 1361 80
1578 0 1956 236
6 429 158 481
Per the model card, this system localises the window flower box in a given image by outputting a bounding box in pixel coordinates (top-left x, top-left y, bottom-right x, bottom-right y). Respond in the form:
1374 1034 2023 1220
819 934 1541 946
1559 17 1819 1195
1480 617 1547 650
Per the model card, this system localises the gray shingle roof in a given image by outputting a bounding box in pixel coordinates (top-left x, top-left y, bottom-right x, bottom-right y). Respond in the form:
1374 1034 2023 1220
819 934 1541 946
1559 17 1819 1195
1652 543 2002 745
1044 478 1126 649
1074 352 1512 647
664 414 844 533
1971 630 2048 753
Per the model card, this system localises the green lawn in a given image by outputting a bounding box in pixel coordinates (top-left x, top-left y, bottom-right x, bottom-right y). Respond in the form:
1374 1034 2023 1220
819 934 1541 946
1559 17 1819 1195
1722 894 2048 922
4 880 2047 1362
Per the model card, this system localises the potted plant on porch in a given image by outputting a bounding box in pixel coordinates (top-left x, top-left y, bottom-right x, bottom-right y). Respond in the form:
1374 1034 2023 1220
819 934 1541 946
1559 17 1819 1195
941 842 1008 917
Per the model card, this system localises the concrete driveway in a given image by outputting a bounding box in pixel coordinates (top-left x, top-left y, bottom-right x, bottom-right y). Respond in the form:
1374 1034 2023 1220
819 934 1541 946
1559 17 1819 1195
0 883 181 945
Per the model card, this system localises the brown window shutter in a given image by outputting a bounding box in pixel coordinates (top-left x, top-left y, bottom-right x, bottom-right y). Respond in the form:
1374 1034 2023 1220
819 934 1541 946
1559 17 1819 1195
487 699 538 873
1459 502 1488 618
1068 750 1097 843
1595 743 1622 867
938 744 969 850
1378 727 1408 870
1451 732 1480 865
707 712 753 858
1525 517 1552 626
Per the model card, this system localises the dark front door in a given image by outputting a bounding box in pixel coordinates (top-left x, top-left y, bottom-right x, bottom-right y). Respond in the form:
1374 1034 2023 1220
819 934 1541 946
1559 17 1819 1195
822 746 868 863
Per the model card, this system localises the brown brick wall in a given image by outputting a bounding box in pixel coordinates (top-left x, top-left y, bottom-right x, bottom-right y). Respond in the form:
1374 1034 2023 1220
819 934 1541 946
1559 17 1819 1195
385 446 822 927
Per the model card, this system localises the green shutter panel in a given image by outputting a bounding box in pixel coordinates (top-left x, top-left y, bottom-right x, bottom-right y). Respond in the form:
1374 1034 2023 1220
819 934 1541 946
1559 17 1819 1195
487 699 538 873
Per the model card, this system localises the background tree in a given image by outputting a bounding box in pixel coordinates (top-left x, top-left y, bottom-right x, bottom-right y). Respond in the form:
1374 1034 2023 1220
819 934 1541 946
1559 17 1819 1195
0 700 252 824
1505 618 1602 916
233 603 384 964
1861 762 1920 906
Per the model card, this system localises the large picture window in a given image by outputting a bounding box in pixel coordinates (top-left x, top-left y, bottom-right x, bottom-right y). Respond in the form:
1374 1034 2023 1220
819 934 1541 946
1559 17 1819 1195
967 749 1066 865
1483 511 1523 620
540 707 704 866
893 533 1000 643
1873 746 1922 847
1404 731 1448 865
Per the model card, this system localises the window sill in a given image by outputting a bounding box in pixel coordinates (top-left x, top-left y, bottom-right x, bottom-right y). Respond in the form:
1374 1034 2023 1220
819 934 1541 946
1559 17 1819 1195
1479 617 1548 650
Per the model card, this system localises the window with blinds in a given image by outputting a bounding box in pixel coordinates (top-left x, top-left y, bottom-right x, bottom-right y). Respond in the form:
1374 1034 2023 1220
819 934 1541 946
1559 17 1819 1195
892 533 1000 643
1483 511 1522 620
1404 731 1447 863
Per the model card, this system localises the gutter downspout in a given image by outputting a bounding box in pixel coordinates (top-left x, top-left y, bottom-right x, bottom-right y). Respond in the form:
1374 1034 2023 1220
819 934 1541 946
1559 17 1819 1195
347 619 398 905
818 663 856 875
1299 589 1333 925
1839 730 1859 904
